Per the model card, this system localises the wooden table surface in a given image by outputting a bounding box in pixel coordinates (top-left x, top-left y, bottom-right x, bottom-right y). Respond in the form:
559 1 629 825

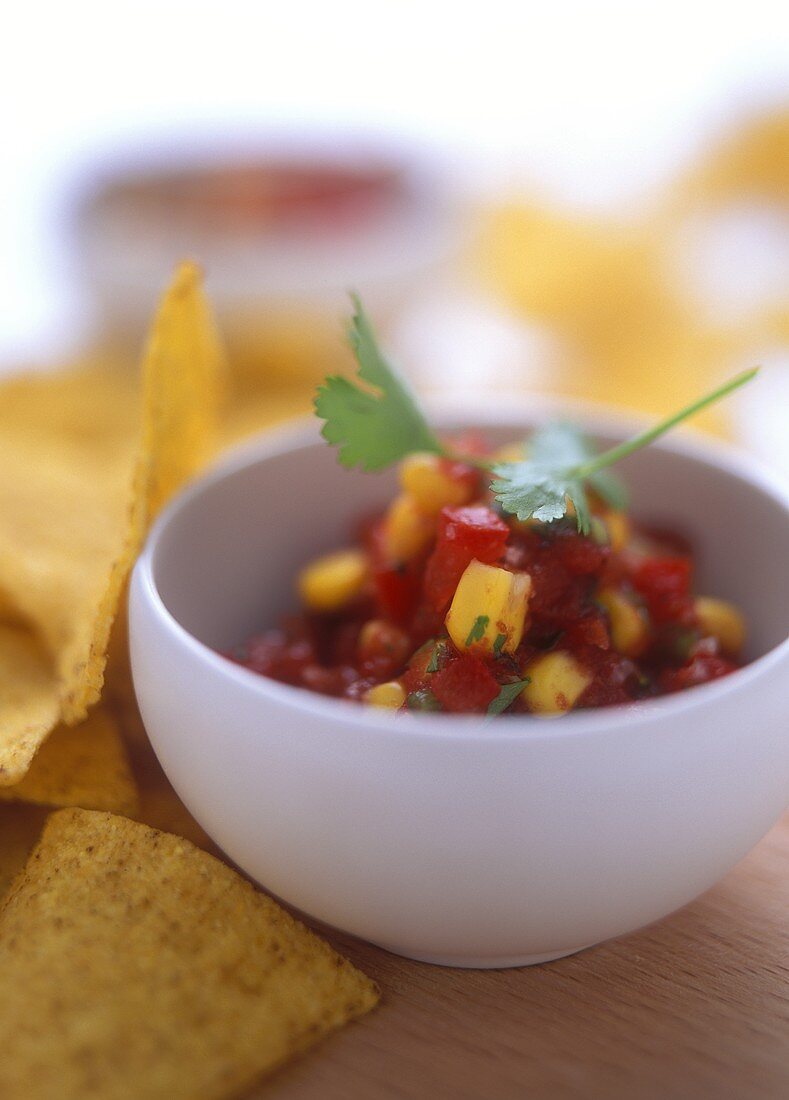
255 813 789 1100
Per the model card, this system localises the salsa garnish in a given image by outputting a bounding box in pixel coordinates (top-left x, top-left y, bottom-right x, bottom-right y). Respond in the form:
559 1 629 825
225 299 755 716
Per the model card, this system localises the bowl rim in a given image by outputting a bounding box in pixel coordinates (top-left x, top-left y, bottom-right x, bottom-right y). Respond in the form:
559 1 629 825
132 395 789 745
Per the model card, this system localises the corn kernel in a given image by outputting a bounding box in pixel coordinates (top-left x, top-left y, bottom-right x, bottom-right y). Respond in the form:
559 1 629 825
521 651 593 715
603 511 631 552
445 560 532 656
298 549 368 612
399 452 473 514
695 596 745 655
365 681 407 708
597 587 649 657
382 492 435 562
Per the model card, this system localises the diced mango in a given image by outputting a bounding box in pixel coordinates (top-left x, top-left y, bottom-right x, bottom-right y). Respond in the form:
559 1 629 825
365 681 406 708
695 596 745 655
398 453 473 514
521 651 593 715
445 560 532 656
298 548 368 612
603 510 631 552
597 587 649 657
382 492 435 562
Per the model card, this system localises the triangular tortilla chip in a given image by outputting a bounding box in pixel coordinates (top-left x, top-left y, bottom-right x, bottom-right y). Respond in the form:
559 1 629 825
0 708 137 814
0 263 222 783
0 809 378 1099
0 626 59 784
0 804 49 898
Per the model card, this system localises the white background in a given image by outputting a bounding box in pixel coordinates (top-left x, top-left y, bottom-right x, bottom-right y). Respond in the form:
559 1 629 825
1 0 787 362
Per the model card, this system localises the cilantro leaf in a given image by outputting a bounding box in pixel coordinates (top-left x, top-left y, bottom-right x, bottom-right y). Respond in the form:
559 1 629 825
487 679 530 717
315 301 757 533
491 459 593 533
491 422 626 535
314 294 442 471
465 615 490 647
491 369 757 534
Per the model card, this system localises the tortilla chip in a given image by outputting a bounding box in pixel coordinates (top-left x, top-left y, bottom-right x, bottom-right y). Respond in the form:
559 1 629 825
0 809 378 1099
0 804 49 898
0 709 137 815
0 626 59 784
0 263 222 783
62 261 224 726
136 261 225 522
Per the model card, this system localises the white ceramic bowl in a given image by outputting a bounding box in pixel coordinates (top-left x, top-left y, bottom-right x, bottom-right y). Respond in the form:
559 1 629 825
129 401 789 968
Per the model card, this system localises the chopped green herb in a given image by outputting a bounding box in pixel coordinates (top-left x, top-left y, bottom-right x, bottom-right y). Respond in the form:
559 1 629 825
487 679 530 717
465 615 490 647
426 640 448 674
671 627 700 662
492 632 507 657
406 688 442 712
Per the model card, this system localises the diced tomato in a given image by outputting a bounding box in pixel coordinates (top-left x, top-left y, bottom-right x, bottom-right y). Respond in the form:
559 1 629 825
577 652 642 707
236 631 316 685
367 521 423 624
564 610 610 650
300 664 357 696
424 505 509 611
659 654 737 693
630 555 694 626
372 564 421 624
437 456 481 498
552 530 607 575
439 505 510 558
356 619 411 678
430 654 500 713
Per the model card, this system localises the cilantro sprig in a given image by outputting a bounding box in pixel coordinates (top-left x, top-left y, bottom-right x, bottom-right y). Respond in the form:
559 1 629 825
314 296 758 531
314 295 442 471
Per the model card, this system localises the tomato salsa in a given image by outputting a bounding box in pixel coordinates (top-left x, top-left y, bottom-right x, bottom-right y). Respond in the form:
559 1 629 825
225 440 746 717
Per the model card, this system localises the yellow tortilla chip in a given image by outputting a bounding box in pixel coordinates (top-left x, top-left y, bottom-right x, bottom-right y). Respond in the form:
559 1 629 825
0 263 222 782
0 709 137 815
0 804 49 898
63 261 224 726
0 626 59 784
0 809 378 1099
136 262 225 522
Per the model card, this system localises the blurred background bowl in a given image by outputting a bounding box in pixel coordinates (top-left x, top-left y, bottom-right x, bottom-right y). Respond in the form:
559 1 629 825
73 131 462 386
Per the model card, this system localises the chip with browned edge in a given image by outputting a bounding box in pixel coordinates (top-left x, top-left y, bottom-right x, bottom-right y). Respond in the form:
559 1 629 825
0 262 222 785
0 708 137 815
0 809 378 1099
0 804 50 898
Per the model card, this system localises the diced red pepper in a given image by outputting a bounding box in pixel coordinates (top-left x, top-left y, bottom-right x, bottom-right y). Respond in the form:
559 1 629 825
564 610 611 650
431 654 500 713
367 521 423 625
424 505 509 611
436 456 481 498
659 654 737 693
553 530 607 575
630 555 694 626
